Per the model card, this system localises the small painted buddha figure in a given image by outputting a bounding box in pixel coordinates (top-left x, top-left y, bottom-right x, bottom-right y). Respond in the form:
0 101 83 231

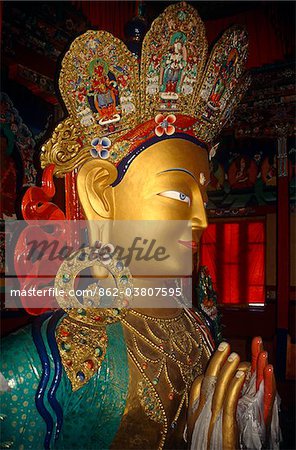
87 59 119 121
1 3 280 450
159 31 188 95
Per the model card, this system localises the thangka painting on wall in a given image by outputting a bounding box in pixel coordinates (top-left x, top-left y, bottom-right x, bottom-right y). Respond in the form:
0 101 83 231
0 93 37 275
0 92 37 219
206 136 279 211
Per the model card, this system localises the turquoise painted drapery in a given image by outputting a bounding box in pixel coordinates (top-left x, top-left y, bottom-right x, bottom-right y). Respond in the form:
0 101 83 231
0 314 129 449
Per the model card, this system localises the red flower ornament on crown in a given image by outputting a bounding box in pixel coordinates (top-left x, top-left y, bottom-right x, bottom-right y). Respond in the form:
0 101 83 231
155 114 176 137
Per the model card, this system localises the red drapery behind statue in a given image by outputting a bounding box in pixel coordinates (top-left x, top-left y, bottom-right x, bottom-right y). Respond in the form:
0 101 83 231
73 2 288 69
205 9 286 69
73 1 137 41
200 220 265 305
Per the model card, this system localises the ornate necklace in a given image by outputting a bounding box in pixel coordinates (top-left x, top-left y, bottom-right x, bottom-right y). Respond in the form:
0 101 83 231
121 309 204 440
54 246 207 443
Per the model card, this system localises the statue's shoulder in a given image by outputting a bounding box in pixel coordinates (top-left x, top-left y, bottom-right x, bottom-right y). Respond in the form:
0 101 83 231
2 309 128 392
1 311 63 380
1 313 60 406
2 323 37 369
2 322 33 346
55 310 128 391
1 311 129 450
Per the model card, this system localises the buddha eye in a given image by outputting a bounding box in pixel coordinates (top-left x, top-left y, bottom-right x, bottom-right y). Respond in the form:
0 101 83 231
158 190 191 206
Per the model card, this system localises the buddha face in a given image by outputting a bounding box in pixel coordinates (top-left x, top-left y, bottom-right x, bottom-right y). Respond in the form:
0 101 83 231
77 138 209 284
113 138 208 224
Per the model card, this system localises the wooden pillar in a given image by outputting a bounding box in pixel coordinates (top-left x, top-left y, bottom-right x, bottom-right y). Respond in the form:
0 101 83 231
276 132 290 379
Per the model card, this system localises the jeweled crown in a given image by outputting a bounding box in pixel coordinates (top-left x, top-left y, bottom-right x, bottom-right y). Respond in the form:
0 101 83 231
41 2 250 177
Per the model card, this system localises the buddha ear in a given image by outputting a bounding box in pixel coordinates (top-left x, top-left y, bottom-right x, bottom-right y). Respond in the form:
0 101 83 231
77 159 118 220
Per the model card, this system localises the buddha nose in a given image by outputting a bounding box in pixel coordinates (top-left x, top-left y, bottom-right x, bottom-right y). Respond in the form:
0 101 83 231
192 203 208 232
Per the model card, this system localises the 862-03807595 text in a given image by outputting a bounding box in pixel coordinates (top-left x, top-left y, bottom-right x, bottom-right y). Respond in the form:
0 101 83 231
9 286 183 298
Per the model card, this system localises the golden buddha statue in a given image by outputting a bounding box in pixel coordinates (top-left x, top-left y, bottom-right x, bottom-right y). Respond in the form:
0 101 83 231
1 3 280 450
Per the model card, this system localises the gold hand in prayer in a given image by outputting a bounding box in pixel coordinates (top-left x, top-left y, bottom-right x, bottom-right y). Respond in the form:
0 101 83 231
187 337 277 450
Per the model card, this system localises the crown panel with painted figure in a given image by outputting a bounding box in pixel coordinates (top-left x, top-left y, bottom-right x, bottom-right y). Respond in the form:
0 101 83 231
193 26 250 142
59 30 140 144
140 2 207 120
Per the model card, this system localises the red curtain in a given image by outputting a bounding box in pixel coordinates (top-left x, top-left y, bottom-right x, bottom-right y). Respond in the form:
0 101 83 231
205 9 286 69
72 2 288 69
200 220 265 305
73 1 137 40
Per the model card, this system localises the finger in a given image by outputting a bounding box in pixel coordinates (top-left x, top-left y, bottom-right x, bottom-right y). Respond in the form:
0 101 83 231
237 362 251 386
256 351 268 391
195 342 230 414
207 353 240 448
222 370 246 450
189 374 203 410
188 375 203 441
237 361 251 374
192 342 230 432
206 342 231 378
263 364 276 427
251 336 263 373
